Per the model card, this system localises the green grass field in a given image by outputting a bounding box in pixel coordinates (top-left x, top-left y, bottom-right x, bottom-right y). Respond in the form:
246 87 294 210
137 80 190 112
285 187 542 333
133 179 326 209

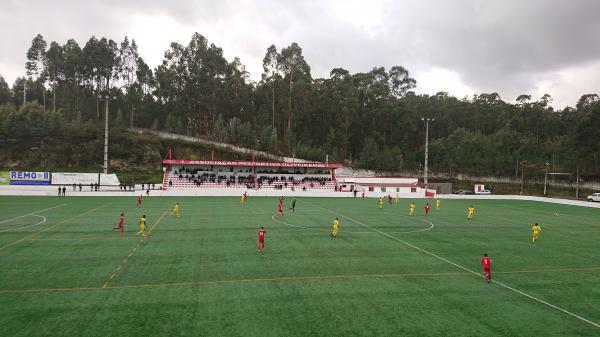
1 196 599 337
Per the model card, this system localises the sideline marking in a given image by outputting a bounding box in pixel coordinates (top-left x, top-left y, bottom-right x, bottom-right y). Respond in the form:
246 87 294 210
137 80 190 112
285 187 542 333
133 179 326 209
29 235 138 241
1 267 599 294
306 201 600 329
0 204 108 251
101 211 168 288
0 215 46 233
271 213 434 234
0 204 66 224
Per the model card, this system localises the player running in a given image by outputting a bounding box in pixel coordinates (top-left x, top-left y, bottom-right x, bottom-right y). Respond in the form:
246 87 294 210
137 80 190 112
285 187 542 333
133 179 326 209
424 203 430 216
409 202 416 216
241 191 247 204
481 253 492 283
171 202 180 218
378 197 384 209
137 215 147 237
113 213 125 233
331 217 340 237
532 223 542 243
388 195 393 205
467 205 476 220
257 226 266 252
435 198 441 210
289 198 297 212
137 195 142 206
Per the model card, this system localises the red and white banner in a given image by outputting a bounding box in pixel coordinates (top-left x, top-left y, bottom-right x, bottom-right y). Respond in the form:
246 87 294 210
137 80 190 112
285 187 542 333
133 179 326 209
163 159 342 169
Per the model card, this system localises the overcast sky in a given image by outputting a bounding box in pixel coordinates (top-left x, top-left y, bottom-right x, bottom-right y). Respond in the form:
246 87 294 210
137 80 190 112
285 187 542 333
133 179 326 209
1 0 599 108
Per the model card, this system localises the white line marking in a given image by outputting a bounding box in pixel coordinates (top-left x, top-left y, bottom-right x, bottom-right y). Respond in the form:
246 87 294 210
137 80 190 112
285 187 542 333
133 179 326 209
0 204 66 224
306 201 600 329
271 214 434 234
0 215 47 233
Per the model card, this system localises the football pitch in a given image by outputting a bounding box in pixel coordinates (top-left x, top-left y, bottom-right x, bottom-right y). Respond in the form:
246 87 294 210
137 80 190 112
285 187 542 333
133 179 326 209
1 196 599 337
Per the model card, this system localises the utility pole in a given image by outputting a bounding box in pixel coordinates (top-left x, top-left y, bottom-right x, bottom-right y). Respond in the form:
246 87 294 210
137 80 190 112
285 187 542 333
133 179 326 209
543 162 549 196
421 117 435 186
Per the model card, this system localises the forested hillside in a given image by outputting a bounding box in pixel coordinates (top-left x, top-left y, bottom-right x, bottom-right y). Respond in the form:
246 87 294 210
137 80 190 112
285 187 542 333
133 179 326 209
1 32 599 178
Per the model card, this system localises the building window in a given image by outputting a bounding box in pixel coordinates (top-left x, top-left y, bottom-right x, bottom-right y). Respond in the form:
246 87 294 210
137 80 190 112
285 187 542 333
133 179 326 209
396 188 400 192
381 187 386 192
411 187 417 193
369 187 374 192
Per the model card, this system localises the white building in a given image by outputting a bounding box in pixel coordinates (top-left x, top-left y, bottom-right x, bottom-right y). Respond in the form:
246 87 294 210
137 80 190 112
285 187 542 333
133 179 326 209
336 176 436 198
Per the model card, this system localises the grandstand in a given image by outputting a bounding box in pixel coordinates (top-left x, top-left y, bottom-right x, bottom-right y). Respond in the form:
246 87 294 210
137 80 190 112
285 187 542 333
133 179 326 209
162 159 343 191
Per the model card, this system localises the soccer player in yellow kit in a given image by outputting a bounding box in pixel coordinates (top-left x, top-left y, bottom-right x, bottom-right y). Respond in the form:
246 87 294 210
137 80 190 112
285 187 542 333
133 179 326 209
395 193 399 204
435 198 441 210
409 202 416 215
378 197 383 209
330 217 340 237
171 202 180 218
137 215 147 237
532 223 542 243
467 206 475 220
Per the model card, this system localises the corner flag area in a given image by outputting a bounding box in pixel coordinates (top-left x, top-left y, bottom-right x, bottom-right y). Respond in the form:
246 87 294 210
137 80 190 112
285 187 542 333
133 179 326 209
1 196 599 336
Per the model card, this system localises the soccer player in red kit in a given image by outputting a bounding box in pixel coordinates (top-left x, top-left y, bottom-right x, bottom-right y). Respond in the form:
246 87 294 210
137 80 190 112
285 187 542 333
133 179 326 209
113 213 125 233
424 203 430 215
388 195 393 204
481 253 492 283
275 196 285 218
257 226 266 252
137 195 142 206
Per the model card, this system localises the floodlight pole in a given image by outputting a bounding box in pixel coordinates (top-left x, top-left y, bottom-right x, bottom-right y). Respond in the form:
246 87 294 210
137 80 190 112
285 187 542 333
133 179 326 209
576 165 580 199
543 162 549 196
520 161 524 195
101 95 110 174
421 117 434 186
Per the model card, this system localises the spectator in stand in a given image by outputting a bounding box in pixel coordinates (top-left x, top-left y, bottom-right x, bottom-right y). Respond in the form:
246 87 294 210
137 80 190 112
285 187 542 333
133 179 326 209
58 187 61 197
62 186 66 196
169 180 173 187
78 183 82 191
72 183 76 191
90 183 93 191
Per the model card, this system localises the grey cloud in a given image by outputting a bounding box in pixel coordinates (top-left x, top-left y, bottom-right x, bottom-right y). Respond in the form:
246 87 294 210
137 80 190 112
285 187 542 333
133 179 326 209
1 0 599 108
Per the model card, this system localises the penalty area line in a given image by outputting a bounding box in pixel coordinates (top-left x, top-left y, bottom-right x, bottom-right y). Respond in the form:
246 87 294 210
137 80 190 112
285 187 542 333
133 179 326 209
0 204 66 224
305 201 600 329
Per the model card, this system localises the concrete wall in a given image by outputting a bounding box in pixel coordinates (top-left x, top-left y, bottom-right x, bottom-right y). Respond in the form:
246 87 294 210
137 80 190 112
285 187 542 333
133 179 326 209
1 185 599 209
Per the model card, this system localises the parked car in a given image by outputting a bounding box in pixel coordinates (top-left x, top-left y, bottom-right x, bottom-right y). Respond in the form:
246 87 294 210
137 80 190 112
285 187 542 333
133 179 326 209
587 192 600 202
475 189 492 195
453 190 475 195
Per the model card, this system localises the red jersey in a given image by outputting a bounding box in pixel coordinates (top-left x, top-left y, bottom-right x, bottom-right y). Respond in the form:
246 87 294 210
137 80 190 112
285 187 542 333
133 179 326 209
137 196 142 203
118 216 124 226
425 205 430 212
258 229 266 242
481 257 491 270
